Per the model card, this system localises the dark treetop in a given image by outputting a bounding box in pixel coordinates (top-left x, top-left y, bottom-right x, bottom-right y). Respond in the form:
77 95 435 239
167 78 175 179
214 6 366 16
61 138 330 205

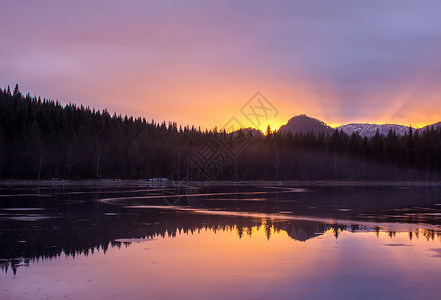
1 85 441 180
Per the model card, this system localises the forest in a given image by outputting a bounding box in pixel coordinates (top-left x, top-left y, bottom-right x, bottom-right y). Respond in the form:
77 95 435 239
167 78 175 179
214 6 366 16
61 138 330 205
1 84 441 181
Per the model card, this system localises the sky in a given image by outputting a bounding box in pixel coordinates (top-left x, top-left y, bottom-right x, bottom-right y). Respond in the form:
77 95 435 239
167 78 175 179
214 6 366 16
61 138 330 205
2 0 441 131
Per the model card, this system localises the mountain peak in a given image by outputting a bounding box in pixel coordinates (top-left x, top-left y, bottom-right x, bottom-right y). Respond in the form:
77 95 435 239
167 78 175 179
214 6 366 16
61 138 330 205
273 114 441 137
278 114 334 135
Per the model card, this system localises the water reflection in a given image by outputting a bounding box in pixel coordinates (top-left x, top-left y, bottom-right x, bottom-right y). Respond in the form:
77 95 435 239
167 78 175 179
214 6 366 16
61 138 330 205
2 223 441 299
2 183 441 299
1 185 441 274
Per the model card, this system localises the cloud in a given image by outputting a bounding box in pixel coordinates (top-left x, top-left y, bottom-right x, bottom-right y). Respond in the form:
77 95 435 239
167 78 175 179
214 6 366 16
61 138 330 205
1 0 441 127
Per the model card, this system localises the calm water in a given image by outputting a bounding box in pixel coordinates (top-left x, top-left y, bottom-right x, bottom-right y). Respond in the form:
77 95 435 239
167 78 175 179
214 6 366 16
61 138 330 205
1 182 441 299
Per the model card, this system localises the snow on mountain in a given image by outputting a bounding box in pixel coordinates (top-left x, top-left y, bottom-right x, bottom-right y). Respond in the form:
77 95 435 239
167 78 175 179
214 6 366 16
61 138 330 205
420 122 441 132
276 114 441 138
337 123 411 138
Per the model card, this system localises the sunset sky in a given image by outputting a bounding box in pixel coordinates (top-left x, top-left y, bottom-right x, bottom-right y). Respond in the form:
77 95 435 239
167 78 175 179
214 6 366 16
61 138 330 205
2 0 441 131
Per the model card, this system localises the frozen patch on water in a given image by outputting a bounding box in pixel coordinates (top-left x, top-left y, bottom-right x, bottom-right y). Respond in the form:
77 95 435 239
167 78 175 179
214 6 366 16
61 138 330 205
2 208 45 211
98 190 307 204
6 214 54 221
0 194 52 198
114 238 154 243
57 188 165 196
126 205 182 210
429 248 441 258
412 207 433 210
194 197 268 202
265 187 310 193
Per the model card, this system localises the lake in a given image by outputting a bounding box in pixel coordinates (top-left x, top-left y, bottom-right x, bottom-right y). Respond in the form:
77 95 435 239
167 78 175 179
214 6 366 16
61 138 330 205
1 181 441 299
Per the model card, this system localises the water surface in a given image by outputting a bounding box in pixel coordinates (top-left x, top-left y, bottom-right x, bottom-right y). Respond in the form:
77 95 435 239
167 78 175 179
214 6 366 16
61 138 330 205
1 182 441 299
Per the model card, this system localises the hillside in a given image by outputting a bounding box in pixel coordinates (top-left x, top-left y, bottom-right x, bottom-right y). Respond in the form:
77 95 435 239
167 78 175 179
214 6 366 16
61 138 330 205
278 115 334 135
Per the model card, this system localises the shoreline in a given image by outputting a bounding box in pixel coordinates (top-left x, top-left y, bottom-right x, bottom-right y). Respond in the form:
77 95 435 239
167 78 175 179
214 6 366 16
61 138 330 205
0 179 440 188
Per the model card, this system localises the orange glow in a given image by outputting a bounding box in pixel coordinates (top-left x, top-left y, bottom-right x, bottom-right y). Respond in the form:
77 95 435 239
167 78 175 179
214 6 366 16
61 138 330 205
19 43 441 130
80 74 440 130
20 47 441 131
4 221 441 299
3 2 441 130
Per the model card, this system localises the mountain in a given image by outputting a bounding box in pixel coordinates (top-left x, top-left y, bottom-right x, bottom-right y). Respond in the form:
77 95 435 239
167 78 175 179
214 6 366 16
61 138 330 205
231 127 264 137
276 114 441 138
420 122 441 132
338 122 441 137
278 114 334 135
338 123 411 138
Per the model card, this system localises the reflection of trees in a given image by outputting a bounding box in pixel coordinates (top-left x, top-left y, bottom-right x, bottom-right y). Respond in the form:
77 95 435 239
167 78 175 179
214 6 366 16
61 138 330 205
375 226 380 238
331 225 344 239
2 205 441 275
246 226 253 238
424 230 436 241
388 231 397 238
264 221 272 240
0 208 333 274
2 183 441 275
237 226 244 239
414 229 441 242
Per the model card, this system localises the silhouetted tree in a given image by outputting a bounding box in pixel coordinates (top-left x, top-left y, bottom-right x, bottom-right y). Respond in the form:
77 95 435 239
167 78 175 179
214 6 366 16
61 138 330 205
1 85 441 180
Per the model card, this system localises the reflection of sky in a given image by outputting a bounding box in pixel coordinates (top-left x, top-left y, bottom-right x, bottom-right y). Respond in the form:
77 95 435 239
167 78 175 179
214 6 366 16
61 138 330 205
2 1 441 129
2 225 441 299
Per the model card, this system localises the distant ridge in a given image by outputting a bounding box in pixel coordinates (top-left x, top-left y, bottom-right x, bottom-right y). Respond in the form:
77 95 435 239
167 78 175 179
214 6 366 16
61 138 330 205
338 123 410 138
338 122 441 137
230 127 264 137
420 122 441 132
276 115 441 138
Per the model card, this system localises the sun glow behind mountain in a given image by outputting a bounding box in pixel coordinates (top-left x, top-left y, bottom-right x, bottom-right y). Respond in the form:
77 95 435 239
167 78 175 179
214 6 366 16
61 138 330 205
1 1 441 130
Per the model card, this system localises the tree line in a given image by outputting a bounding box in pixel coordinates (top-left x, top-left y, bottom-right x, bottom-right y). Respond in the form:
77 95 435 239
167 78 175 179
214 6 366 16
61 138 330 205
1 84 441 180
